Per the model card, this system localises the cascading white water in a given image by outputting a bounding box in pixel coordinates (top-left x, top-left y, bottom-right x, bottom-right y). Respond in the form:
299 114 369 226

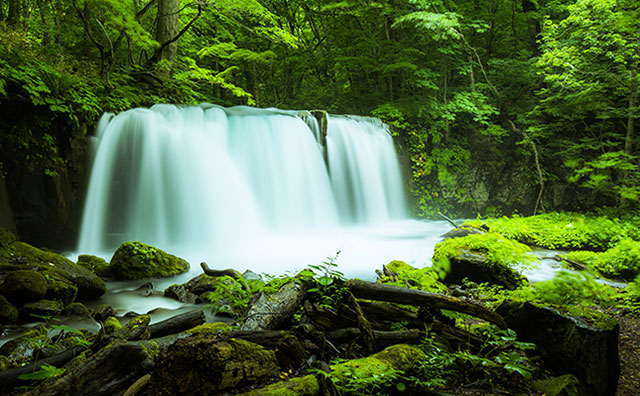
77 104 443 280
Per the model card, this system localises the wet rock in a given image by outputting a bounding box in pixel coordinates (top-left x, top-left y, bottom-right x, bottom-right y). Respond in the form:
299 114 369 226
441 225 486 239
0 295 18 324
148 335 280 395
91 304 115 322
164 284 197 304
63 302 92 320
103 316 122 335
242 270 262 281
115 315 150 341
0 270 47 304
109 241 190 280
76 254 109 278
0 324 49 365
45 279 78 306
20 299 63 320
0 240 107 300
443 250 526 290
497 300 619 396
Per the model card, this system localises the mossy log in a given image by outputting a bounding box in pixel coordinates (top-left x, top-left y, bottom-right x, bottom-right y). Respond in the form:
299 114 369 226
344 279 507 328
327 328 424 350
148 309 205 338
20 341 150 396
237 344 426 396
242 280 308 331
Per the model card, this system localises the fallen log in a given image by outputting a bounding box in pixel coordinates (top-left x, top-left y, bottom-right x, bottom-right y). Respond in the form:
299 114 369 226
553 254 589 271
200 262 242 279
327 328 424 350
148 309 205 338
0 346 85 393
344 279 506 328
242 279 308 331
21 341 150 396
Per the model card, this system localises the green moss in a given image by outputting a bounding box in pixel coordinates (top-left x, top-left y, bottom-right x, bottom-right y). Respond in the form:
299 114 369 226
141 340 161 361
433 233 532 289
21 299 63 319
0 270 48 304
329 344 426 393
76 254 110 278
467 212 640 251
381 260 447 292
564 239 640 279
0 295 18 324
0 355 10 371
109 241 190 280
103 316 122 334
45 279 78 305
533 374 582 396
240 374 319 396
187 322 232 335
0 228 16 248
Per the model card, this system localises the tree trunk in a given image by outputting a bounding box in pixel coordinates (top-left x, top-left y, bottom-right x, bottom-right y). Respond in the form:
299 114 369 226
626 67 637 156
155 0 180 80
7 0 20 26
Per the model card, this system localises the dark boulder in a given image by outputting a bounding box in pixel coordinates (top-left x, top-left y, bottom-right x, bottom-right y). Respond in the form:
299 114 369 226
443 250 526 290
0 270 47 304
497 300 619 396
0 295 18 324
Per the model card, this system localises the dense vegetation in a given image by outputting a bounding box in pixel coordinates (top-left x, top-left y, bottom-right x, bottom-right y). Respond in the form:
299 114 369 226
0 0 638 227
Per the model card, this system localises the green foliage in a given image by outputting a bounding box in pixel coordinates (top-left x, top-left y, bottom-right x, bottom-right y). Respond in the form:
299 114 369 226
305 252 349 310
564 239 640 279
379 260 447 293
18 363 66 381
204 275 254 318
469 212 640 250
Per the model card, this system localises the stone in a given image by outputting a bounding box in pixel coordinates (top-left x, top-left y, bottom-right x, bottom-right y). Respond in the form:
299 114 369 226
76 254 110 278
0 228 16 248
20 299 63 320
103 316 122 335
443 250 526 290
0 294 18 324
109 241 190 280
45 279 78 305
441 225 486 239
0 240 107 300
63 302 92 320
497 300 619 396
0 324 49 365
148 335 280 395
164 284 196 304
91 304 115 322
0 270 47 304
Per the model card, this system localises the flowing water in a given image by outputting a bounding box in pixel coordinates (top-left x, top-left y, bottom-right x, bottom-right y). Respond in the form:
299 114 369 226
73 104 578 317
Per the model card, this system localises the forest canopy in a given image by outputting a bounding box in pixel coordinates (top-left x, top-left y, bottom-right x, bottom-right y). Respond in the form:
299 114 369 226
0 0 638 217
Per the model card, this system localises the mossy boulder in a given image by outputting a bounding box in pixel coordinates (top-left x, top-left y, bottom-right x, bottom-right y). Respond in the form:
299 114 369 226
109 241 190 280
239 374 320 396
0 240 107 300
433 233 531 290
45 279 78 305
0 295 18 324
76 254 110 278
497 300 619 396
0 270 47 304
186 322 232 335
103 316 122 335
20 299 63 320
380 260 447 292
115 314 150 340
148 335 279 395
0 229 16 248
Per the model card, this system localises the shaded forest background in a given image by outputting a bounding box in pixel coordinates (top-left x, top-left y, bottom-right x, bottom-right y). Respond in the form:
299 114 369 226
0 0 638 249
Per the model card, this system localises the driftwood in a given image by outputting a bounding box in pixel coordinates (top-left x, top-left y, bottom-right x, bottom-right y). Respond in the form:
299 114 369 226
0 347 85 393
200 262 242 279
21 341 150 396
242 280 308 331
344 279 507 328
148 310 205 338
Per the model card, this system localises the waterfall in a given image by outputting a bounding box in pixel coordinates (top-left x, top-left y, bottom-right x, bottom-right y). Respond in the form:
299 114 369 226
77 104 414 276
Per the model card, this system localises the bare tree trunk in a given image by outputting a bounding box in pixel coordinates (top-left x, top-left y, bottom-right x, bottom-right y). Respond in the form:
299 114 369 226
155 0 180 80
626 67 637 156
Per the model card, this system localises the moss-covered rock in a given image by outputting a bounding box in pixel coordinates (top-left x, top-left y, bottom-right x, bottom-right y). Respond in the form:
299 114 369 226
148 335 280 395
109 241 190 280
0 240 107 300
20 299 63 320
103 316 122 335
0 324 49 365
115 314 150 340
186 322 232 335
76 254 110 278
380 260 447 292
0 294 18 324
239 374 320 396
0 355 10 371
45 279 78 305
0 270 48 304
63 302 92 319
433 233 531 290
0 228 16 248
497 300 619 396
